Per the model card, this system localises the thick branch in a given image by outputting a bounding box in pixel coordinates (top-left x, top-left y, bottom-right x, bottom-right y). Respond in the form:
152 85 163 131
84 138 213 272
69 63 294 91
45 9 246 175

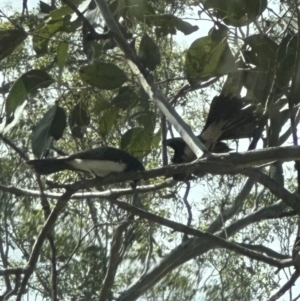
238 243 291 260
103 197 288 268
268 271 300 301
241 169 300 211
94 0 209 158
116 200 293 301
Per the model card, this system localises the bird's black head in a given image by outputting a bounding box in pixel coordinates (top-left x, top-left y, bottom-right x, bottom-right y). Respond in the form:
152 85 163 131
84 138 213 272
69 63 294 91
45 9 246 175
166 138 196 164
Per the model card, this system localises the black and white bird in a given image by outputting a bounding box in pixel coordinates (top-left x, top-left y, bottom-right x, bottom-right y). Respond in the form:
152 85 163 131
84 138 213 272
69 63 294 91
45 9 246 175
166 95 263 164
27 147 144 177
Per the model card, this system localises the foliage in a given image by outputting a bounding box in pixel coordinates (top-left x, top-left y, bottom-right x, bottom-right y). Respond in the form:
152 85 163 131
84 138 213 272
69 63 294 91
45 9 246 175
0 0 300 301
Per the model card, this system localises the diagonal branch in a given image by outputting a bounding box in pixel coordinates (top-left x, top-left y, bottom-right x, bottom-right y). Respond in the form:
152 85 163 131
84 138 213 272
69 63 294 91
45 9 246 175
268 271 300 301
237 243 291 260
207 178 254 234
102 197 289 269
116 199 294 301
99 219 132 301
241 169 300 211
94 0 209 159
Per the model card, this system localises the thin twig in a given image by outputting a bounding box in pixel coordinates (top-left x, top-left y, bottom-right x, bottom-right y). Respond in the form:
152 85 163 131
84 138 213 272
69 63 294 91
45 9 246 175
268 271 300 301
182 182 192 241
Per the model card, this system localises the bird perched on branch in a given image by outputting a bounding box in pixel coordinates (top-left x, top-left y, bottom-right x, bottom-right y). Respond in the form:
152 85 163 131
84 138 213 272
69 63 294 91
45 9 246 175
166 95 263 164
27 147 144 177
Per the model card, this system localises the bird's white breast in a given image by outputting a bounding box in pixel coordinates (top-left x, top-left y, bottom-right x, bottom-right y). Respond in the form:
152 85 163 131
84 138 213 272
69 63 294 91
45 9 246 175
68 159 126 177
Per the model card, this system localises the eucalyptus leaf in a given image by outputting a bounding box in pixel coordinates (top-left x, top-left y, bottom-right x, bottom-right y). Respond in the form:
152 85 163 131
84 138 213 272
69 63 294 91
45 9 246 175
32 105 66 158
79 62 128 90
99 107 119 136
121 127 153 157
112 86 139 110
139 34 161 71
33 21 63 55
69 102 90 138
0 28 27 61
5 70 54 124
57 41 69 76
185 28 236 86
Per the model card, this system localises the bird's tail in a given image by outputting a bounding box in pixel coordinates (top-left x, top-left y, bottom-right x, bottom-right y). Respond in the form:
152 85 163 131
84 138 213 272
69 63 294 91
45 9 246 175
27 158 69 175
202 96 263 142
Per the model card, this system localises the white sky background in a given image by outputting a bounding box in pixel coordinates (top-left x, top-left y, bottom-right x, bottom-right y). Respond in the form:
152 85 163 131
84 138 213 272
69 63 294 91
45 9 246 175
1 0 300 300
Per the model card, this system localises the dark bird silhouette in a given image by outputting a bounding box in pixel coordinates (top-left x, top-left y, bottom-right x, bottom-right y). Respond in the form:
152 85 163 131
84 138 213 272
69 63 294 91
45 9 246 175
166 95 263 164
27 147 144 177
293 222 300 272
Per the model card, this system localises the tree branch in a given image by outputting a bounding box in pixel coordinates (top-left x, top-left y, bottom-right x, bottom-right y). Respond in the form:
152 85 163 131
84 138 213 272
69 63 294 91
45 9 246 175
268 271 300 301
15 189 74 301
94 0 210 159
116 199 293 301
99 220 131 301
0 179 176 200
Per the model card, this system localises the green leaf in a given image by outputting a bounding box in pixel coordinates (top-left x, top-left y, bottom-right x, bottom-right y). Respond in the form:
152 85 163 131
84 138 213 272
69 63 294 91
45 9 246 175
33 21 63 55
57 41 69 76
49 0 85 20
99 107 119 136
139 34 161 71
149 15 198 36
5 70 54 120
69 102 90 138
32 105 66 158
185 28 236 86
39 1 55 14
0 28 27 61
203 0 267 27
243 35 278 104
172 18 199 35
125 0 156 22
151 130 161 148
121 127 152 157
135 110 156 133
112 86 139 110
138 87 150 110
94 97 111 113
79 62 128 90
49 6 73 20
50 106 67 140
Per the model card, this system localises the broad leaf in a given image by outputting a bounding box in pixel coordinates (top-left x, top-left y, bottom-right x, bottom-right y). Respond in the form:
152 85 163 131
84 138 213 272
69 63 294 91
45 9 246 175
32 105 66 158
39 1 56 14
135 110 156 133
139 34 161 71
57 41 69 76
5 70 54 123
79 62 128 90
99 107 119 136
112 86 139 110
69 102 90 138
185 27 236 86
0 28 27 61
125 0 156 22
150 15 199 36
33 21 63 55
203 0 267 27
243 35 278 104
121 127 153 157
